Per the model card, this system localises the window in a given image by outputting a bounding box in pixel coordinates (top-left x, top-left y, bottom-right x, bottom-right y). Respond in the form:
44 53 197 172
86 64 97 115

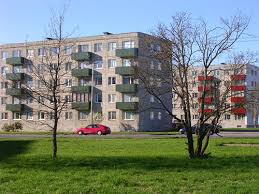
1 112 8 120
95 94 102 103
65 62 72 71
27 64 33 73
150 112 154 120
122 41 134 49
49 112 55 120
123 94 133 102
1 51 8 59
235 115 245 120
26 96 33 104
64 46 72 54
13 112 21 120
13 97 20 104
192 81 197 87
158 112 162 120
13 66 22 73
37 64 44 73
79 62 89 69
94 43 102 52
94 60 103 69
157 62 162 70
108 111 116 120
95 76 102 85
27 49 34 57
122 76 134 84
12 50 21 57
192 71 197 76
192 103 198 109
1 66 8 75
65 79 72 87
38 48 46 56
65 112 72 120
108 94 116 103
108 77 116 85
150 95 155 103
1 97 7 105
26 112 33 120
79 112 88 120
108 42 117 51
50 47 59 55
225 114 230 120
78 45 89 52
192 115 198 120
37 80 44 88
192 93 198 98
38 96 44 103
108 59 116 68
122 59 131 67
150 61 154 69
79 78 88 86
124 111 134 120
0 82 8 89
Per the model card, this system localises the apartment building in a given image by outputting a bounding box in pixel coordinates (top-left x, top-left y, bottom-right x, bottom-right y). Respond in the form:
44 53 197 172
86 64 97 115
0 32 172 132
173 64 259 128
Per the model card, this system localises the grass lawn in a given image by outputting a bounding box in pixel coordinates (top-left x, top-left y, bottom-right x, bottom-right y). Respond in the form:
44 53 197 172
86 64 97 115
0 137 258 193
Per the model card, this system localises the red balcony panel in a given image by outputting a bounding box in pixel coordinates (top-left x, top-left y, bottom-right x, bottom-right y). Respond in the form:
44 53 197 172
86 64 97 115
198 97 213 104
230 85 246 91
198 108 213 114
198 76 214 81
231 97 245 103
231 107 246 115
198 86 211 92
230 74 246 81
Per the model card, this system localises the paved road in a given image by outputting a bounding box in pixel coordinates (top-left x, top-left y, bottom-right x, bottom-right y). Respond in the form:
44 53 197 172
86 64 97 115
0 132 258 139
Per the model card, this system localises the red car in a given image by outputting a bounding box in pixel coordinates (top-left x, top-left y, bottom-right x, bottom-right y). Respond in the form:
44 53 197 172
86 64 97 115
75 124 111 135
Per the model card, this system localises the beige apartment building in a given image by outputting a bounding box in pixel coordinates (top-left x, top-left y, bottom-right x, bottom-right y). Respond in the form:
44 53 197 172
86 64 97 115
0 32 172 132
173 64 259 128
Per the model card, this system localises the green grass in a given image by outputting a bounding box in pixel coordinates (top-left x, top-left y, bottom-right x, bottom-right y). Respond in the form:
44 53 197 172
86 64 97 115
0 138 259 193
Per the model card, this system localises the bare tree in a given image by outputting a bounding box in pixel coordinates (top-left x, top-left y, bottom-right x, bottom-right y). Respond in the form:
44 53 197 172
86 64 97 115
137 12 255 158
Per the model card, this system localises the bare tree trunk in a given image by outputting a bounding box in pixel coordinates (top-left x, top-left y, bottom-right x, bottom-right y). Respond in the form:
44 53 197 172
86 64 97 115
201 133 210 156
186 129 195 158
195 136 203 157
52 118 58 160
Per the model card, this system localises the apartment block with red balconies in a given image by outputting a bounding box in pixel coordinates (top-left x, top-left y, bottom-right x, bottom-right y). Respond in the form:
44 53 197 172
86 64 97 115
172 64 259 128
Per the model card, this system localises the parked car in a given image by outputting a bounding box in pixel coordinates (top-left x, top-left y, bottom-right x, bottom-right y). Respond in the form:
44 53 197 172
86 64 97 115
179 123 221 135
172 121 184 131
75 124 111 135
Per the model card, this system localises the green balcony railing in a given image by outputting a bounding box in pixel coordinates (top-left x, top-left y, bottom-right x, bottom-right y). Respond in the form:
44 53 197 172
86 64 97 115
71 52 92 61
115 66 135 75
6 104 24 112
116 84 137 93
71 102 90 111
71 68 92 77
71 86 91 93
116 102 138 111
6 88 22 96
6 73 24 81
6 57 29 65
115 48 138 58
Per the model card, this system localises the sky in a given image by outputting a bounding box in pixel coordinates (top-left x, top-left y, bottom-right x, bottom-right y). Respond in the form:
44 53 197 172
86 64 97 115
0 0 259 56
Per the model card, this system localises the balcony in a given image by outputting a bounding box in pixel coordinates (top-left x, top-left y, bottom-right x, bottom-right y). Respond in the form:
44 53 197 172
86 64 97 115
6 88 22 96
6 57 29 65
6 104 24 112
71 102 90 111
71 68 92 77
116 102 138 111
115 48 138 58
116 84 137 93
198 76 214 81
198 97 213 104
71 52 92 61
115 66 135 75
198 108 213 114
231 107 246 115
231 74 246 81
6 73 25 81
230 85 246 91
231 97 245 103
198 86 212 92
71 86 91 93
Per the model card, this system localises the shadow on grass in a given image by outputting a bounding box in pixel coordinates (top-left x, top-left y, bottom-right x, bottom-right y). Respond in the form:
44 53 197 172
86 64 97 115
0 140 34 161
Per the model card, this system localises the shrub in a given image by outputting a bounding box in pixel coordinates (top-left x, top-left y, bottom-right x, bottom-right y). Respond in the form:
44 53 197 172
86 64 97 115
1 122 23 132
13 122 23 132
2 123 15 132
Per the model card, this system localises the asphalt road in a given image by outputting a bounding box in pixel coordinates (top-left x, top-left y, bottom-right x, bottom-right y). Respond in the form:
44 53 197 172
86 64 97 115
0 132 258 139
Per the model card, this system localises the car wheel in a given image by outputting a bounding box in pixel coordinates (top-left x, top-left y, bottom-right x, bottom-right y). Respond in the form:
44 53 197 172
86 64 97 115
97 131 102 136
78 131 83 135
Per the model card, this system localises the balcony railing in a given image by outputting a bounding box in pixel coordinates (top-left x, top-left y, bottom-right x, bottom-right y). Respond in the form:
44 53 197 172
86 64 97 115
198 76 214 81
198 86 212 92
71 102 90 111
116 102 138 111
71 68 92 77
230 85 246 91
6 57 29 65
71 52 92 61
198 108 213 114
230 74 246 81
6 104 24 112
231 107 246 115
6 73 25 81
198 97 213 104
6 88 22 96
115 66 135 75
231 97 245 103
115 48 138 58
116 84 138 93
71 86 91 93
